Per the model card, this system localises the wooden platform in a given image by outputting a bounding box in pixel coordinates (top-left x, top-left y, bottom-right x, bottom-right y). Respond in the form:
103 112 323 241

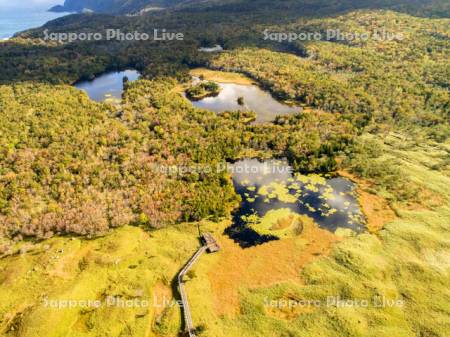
201 233 220 253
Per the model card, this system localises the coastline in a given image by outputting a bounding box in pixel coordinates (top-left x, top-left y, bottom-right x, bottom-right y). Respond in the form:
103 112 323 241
0 7 71 41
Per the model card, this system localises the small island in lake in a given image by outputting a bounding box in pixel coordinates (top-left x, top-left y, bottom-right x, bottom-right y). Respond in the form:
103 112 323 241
185 81 222 100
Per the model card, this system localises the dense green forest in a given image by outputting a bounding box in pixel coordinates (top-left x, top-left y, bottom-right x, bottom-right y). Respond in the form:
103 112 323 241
209 11 449 137
0 8 448 239
0 78 352 239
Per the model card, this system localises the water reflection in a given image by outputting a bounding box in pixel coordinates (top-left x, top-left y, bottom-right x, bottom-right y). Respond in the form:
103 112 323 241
74 70 140 102
225 159 365 247
188 81 301 123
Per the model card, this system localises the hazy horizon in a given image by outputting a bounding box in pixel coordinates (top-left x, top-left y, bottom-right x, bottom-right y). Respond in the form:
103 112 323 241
0 1 69 39
0 0 63 10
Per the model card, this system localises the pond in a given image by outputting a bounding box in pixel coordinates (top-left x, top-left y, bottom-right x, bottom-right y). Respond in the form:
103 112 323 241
74 70 140 102
198 45 224 52
225 159 366 247
187 79 301 124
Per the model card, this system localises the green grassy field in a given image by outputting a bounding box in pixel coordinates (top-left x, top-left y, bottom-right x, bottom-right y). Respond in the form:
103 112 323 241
186 134 450 337
1 134 448 337
0 223 205 337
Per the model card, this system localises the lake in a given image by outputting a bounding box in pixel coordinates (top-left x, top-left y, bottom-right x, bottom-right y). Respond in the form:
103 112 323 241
187 79 301 124
74 70 141 101
0 5 70 40
225 159 365 247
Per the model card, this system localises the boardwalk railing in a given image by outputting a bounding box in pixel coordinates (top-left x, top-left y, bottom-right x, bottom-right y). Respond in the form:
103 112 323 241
177 233 220 337
177 246 207 337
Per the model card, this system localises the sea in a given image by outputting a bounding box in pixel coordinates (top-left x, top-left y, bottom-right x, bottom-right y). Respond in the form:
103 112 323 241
0 4 70 40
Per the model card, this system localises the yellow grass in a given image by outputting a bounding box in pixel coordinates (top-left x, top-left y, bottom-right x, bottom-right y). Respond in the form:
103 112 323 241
189 68 255 85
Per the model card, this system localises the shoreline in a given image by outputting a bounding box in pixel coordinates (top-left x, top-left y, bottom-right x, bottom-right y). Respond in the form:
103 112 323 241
0 8 72 42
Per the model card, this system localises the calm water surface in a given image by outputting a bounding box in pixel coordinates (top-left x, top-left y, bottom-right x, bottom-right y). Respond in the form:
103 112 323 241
188 80 301 123
0 6 70 40
225 159 365 247
74 70 140 101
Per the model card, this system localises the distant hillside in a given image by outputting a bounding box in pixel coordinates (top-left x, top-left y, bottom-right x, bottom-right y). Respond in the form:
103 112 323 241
49 0 174 13
49 0 450 17
49 0 207 14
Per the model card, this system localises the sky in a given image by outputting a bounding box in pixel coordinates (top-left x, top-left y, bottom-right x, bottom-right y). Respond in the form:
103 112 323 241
0 0 63 9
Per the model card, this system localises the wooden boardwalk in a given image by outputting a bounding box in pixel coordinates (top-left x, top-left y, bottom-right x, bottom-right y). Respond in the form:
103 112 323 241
177 233 220 337
202 232 221 253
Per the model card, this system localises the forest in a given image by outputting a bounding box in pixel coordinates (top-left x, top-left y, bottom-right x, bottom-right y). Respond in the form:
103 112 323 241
0 78 353 239
0 8 448 240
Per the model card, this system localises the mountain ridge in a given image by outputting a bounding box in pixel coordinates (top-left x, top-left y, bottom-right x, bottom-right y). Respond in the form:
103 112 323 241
49 0 450 17
49 0 200 14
